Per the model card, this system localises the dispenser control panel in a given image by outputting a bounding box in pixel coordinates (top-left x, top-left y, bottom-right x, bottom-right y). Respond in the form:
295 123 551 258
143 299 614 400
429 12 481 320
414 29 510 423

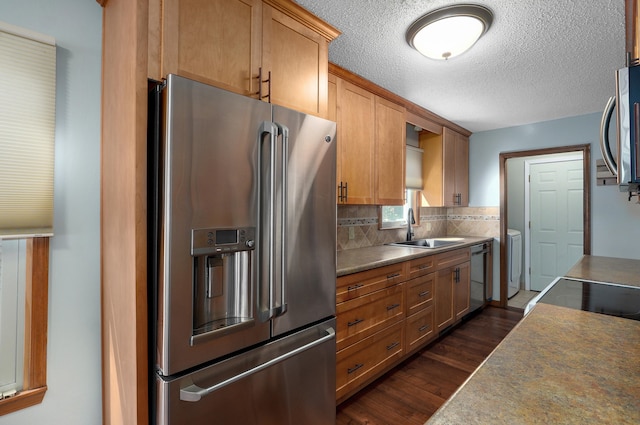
191 227 255 256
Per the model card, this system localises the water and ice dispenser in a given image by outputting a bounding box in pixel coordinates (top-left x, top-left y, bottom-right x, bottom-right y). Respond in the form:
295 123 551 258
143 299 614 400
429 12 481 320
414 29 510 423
191 227 255 342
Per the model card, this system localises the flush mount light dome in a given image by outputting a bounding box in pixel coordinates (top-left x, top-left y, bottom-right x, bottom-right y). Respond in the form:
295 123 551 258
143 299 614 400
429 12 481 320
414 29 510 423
406 4 493 60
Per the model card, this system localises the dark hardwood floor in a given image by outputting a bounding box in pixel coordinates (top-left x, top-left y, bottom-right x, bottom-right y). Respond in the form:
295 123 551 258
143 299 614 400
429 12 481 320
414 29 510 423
336 306 523 425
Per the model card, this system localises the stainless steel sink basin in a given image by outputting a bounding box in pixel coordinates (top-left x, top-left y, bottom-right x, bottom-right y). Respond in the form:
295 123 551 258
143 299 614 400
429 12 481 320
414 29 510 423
388 237 464 249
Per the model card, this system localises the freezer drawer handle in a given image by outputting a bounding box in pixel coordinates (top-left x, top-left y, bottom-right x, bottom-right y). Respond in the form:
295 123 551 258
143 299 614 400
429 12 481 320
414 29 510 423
180 327 336 402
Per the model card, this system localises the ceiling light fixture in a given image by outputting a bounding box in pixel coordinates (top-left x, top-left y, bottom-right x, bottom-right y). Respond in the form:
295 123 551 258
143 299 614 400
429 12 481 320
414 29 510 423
406 4 493 60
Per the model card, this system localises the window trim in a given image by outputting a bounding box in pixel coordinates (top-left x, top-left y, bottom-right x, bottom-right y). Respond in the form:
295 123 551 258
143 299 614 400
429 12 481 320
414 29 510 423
0 237 48 415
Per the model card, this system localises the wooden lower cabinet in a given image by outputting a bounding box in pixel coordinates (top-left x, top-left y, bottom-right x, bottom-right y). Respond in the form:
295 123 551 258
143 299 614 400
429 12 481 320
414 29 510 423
336 283 405 351
405 305 435 352
434 267 455 331
336 247 473 404
336 262 404 304
336 321 404 402
454 261 471 320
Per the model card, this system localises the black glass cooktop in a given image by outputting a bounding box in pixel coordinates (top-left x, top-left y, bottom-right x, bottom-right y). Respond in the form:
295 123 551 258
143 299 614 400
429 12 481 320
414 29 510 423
529 278 640 321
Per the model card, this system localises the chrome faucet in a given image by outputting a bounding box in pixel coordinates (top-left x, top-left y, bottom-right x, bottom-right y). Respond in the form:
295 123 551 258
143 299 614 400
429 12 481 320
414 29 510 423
406 207 415 241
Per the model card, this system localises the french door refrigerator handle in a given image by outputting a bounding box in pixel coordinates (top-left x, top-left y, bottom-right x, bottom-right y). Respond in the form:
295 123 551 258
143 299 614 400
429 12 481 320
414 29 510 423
258 121 279 322
273 122 288 317
179 327 336 402
600 96 618 176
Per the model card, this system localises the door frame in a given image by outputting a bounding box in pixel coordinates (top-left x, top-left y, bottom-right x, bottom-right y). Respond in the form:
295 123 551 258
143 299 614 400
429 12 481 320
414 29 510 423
524 153 583 290
499 144 591 307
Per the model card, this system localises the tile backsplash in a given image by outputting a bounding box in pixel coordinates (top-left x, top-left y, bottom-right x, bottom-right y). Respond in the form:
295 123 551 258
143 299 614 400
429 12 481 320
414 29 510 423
337 205 499 251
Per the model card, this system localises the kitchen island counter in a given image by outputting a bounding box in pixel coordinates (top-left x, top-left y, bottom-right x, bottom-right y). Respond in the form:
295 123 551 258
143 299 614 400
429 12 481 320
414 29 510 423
566 255 640 287
426 302 640 424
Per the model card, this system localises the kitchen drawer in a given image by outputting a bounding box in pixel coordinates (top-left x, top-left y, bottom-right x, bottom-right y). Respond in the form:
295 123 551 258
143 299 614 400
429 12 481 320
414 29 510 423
407 255 436 280
435 247 470 271
405 305 435 353
337 263 405 303
336 321 404 402
406 272 434 316
336 283 404 351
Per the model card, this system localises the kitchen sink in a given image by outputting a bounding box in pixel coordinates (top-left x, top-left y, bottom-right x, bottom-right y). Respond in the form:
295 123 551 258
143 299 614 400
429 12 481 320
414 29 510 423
388 237 464 249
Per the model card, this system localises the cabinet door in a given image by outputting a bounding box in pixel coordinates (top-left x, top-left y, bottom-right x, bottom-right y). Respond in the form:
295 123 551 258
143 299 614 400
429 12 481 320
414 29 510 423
434 267 454 331
443 128 469 207
336 78 375 204
160 0 262 96
454 261 470 320
453 131 469 206
262 3 329 117
336 321 403 403
421 128 470 207
442 128 457 207
375 97 406 205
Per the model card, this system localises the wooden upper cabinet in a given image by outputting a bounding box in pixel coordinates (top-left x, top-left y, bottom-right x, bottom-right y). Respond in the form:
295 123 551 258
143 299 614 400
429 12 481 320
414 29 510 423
335 77 406 205
374 97 406 205
336 78 376 204
421 127 469 207
262 2 329 116
626 0 640 61
151 0 339 117
452 129 469 206
156 0 262 96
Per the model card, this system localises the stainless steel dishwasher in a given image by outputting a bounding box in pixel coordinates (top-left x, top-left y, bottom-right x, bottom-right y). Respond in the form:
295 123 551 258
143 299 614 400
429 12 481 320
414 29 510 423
470 242 490 313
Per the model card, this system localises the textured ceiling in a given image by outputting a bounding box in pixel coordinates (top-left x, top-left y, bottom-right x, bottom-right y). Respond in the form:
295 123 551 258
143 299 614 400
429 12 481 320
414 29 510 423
294 0 626 133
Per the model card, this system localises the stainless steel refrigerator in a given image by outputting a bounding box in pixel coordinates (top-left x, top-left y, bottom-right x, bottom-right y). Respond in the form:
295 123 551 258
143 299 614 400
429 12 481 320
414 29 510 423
148 74 337 424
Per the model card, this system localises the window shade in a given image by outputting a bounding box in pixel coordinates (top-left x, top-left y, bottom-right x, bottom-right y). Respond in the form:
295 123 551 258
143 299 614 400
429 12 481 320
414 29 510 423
406 145 424 189
0 22 56 238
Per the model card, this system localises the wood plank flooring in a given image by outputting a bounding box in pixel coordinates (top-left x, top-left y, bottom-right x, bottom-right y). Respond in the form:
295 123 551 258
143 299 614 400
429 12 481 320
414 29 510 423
336 306 523 425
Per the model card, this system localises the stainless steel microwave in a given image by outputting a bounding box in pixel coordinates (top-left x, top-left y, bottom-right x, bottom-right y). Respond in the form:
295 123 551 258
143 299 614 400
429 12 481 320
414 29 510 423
600 65 640 197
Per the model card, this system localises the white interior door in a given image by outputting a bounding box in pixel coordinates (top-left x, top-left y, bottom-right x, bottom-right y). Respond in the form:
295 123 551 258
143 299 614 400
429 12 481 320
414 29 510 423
528 158 583 291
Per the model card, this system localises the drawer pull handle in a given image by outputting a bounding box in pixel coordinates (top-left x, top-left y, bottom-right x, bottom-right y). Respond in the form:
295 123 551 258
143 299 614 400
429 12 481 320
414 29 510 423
386 341 400 351
347 318 364 327
347 283 363 291
418 264 431 270
419 325 430 332
348 363 364 374
387 272 401 279
386 303 401 311
419 290 430 297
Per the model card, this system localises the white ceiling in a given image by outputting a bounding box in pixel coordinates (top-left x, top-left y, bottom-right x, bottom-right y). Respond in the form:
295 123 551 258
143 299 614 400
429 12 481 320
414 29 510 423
294 0 626 133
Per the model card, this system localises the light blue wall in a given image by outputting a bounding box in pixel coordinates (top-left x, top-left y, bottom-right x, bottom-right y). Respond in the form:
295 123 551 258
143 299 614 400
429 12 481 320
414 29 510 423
470 112 640 260
0 1 102 424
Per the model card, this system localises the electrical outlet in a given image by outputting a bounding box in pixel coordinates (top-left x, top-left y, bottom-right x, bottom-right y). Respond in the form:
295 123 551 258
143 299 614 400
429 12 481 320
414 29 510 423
348 226 355 240
425 222 432 231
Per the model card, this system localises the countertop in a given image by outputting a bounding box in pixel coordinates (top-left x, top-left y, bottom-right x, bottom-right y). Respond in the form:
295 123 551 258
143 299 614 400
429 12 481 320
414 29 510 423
337 236 493 277
566 255 640 287
426 303 640 424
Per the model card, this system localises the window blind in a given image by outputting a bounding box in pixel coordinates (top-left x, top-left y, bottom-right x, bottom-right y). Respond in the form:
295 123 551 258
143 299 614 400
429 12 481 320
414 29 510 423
0 22 56 238
406 145 424 189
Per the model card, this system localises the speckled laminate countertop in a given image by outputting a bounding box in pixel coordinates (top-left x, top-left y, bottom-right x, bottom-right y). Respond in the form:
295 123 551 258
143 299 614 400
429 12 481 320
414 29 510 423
566 255 640 287
337 236 493 276
426 303 640 425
